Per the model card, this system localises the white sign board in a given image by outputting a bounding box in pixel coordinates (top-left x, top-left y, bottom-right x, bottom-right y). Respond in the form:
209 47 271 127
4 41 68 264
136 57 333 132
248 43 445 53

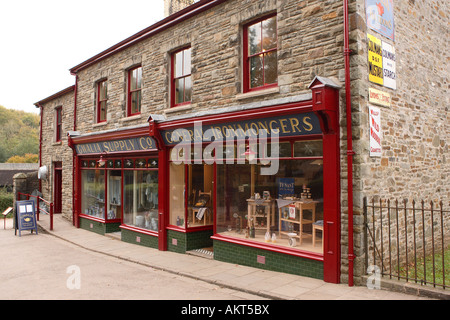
382 42 396 89
369 105 382 157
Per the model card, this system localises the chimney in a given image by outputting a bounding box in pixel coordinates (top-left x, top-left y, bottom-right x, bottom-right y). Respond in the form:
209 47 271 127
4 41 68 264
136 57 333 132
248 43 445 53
164 0 196 17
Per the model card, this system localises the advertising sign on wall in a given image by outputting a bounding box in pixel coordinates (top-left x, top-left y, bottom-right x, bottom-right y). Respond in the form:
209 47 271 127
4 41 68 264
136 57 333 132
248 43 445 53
368 34 384 85
369 105 382 157
366 0 395 41
382 41 396 89
368 33 397 90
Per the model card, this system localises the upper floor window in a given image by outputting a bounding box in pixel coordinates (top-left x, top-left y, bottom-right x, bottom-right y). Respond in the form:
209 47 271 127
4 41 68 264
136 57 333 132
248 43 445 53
97 80 107 123
128 66 142 116
171 47 192 107
55 106 62 142
244 15 278 92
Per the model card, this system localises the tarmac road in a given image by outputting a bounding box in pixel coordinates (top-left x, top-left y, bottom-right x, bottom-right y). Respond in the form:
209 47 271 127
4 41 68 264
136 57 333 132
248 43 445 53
0 226 265 301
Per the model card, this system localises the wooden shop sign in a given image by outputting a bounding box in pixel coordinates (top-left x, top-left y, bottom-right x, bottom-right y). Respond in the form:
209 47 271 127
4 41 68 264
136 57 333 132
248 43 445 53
75 136 157 155
161 112 322 146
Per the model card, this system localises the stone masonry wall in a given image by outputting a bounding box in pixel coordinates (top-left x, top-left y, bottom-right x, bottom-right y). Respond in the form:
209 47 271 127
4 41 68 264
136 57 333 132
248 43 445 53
40 90 75 221
75 0 345 135
342 0 450 284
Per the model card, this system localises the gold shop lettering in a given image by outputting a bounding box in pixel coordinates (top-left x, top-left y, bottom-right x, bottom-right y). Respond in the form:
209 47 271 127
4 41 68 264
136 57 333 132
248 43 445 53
76 137 156 155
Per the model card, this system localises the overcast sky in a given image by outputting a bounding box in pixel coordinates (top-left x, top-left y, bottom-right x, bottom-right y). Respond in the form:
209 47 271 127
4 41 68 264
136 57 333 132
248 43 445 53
0 0 165 114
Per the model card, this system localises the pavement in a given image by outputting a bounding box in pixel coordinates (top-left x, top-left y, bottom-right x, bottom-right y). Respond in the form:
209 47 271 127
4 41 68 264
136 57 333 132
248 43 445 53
5 214 449 300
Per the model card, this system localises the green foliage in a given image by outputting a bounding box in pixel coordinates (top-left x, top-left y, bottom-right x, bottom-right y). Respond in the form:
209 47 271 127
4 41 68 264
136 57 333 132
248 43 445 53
0 188 14 218
0 105 39 163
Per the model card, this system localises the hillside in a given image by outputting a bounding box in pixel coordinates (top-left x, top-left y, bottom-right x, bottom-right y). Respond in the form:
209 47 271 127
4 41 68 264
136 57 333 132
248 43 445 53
0 105 39 163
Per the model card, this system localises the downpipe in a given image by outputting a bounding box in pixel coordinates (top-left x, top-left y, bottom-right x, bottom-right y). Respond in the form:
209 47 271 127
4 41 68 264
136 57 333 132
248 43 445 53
343 0 355 286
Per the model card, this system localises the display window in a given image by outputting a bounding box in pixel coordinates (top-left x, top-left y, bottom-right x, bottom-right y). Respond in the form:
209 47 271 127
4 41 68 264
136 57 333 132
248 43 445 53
216 139 324 254
80 156 159 232
166 138 324 253
169 161 214 229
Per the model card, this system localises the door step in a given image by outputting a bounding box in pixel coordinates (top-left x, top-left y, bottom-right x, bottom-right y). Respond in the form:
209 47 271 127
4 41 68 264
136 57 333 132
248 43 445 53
105 231 121 240
187 247 214 260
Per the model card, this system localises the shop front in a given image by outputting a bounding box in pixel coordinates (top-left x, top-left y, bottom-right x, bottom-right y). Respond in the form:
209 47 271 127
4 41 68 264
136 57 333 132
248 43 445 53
69 127 161 248
150 77 342 283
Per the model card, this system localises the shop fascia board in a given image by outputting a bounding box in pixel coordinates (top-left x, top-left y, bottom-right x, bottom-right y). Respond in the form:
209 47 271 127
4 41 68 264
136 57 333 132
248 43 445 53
70 123 149 145
148 92 313 129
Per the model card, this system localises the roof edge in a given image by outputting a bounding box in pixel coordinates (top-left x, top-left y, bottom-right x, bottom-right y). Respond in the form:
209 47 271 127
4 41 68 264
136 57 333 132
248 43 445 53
69 0 228 74
34 85 75 107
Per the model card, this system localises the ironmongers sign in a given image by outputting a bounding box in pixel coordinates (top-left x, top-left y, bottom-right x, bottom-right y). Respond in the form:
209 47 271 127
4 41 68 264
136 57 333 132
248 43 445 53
75 136 157 155
161 112 322 146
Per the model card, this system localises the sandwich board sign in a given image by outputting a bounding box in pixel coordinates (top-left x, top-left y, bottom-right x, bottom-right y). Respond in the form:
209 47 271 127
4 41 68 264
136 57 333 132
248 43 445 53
15 200 38 236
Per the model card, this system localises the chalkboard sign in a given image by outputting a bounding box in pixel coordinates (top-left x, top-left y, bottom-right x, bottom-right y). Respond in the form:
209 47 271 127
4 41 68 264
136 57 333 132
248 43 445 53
15 200 38 236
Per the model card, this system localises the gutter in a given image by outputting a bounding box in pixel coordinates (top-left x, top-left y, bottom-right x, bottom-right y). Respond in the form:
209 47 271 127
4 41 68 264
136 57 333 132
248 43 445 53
36 103 43 194
343 0 355 286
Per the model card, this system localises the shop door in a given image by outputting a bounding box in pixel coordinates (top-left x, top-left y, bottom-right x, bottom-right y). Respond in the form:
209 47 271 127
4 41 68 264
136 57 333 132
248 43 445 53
54 162 62 214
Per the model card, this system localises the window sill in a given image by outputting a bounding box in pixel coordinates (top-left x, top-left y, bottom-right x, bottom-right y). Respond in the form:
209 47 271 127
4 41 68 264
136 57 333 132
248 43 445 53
93 121 107 128
236 86 279 100
164 104 193 115
120 114 142 123
52 141 62 146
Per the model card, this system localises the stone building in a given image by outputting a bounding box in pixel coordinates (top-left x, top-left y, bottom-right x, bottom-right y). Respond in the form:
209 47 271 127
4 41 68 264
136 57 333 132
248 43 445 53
34 0 449 286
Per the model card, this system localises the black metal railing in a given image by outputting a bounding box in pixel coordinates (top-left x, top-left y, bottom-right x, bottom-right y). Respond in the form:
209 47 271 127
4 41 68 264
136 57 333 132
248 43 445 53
364 197 449 289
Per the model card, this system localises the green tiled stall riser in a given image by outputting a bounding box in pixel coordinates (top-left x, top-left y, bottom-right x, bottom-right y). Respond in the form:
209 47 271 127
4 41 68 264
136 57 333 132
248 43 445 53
79 217 121 235
213 240 323 280
121 228 159 249
167 229 213 254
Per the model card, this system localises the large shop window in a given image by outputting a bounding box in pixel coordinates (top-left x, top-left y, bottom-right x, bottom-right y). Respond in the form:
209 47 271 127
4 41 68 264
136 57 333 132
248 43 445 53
216 140 324 254
169 149 213 228
80 157 159 231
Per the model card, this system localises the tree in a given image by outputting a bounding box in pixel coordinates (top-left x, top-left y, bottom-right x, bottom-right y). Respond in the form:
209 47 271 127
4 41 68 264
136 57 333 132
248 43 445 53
6 153 38 163
0 105 40 162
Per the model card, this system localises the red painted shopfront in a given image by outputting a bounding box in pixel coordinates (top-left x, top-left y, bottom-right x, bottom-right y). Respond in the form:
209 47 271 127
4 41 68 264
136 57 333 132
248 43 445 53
69 77 341 283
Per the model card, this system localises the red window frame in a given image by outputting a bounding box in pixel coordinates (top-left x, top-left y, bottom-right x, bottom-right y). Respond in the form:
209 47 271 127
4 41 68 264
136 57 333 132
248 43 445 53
55 106 62 142
243 14 278 93
127 66 142 116
97 80 107 123
171 47 192 107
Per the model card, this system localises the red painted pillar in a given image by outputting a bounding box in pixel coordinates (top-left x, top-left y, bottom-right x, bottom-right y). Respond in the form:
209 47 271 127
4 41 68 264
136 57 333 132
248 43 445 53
309 77 341 284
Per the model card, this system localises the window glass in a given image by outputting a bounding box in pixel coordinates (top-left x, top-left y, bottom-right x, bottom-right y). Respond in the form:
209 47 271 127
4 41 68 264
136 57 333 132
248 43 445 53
187 164 213 227
216 158 323 254
169 163 185 227
123 170 159 231
81 169 105 219
128 67 142 115
246 15 277 91
168 162 214 228
262 16 277 51
248 23 261 56
250 55 263 89
107 170 121 220
294 140 323 157
55 107 62 141
98 80 107 123
172 47 192 106
264 51 278 85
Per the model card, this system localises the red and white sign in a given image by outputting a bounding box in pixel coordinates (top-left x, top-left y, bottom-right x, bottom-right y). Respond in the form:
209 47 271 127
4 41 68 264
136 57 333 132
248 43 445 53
369 105 382 157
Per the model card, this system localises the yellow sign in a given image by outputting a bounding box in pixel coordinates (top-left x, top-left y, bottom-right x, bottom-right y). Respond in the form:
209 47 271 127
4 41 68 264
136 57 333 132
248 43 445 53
368 34 383 85
369 88 391 107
